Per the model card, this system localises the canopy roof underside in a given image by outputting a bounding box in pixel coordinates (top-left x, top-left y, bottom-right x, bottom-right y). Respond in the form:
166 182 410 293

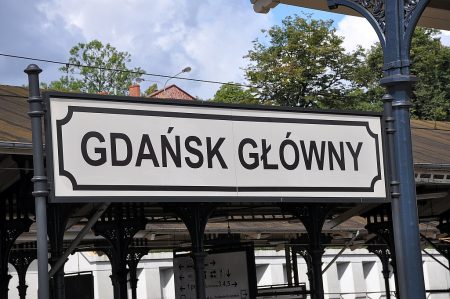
252 0 450 31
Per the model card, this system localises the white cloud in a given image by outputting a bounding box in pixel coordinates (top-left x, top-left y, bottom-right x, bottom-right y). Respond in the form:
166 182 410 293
0 1 83 87
2 1 447 99
336 15 379 52
336 15 450 50
439 30 450 46
32 0 272 99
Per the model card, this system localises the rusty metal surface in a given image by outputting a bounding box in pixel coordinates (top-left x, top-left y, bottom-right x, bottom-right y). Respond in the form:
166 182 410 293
411 120 450 165
0 85 31 144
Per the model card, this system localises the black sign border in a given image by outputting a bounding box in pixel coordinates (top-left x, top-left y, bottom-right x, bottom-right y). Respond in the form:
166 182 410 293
44 91 390 203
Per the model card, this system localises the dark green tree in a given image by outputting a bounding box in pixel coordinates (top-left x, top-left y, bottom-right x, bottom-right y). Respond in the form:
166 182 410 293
210 83 259 105
355 27 450 120
50 40 144 95
144 83 158 96
244 15 365 109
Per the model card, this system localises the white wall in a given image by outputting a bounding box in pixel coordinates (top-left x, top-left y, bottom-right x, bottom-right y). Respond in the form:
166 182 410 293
7 249 450 299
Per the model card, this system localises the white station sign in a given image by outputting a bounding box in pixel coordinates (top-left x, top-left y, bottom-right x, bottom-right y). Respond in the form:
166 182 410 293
45 94 386 202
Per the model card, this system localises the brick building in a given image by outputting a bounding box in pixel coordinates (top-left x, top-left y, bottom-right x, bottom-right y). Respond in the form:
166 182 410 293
128 84 196 101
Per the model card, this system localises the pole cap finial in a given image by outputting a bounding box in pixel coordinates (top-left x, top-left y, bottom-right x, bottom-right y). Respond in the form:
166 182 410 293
24 64 42 75
382 94 395 102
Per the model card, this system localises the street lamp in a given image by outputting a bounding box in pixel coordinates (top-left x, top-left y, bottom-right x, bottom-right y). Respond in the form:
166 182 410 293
163 66 192 91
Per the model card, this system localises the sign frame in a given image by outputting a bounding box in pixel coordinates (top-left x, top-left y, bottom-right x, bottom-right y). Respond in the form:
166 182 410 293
44 91 390 203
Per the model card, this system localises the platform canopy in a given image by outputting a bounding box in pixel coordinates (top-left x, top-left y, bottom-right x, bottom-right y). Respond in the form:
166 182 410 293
250 0 450 31
0 84 449 248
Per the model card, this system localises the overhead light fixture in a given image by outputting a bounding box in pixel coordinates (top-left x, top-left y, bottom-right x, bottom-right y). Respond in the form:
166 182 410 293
163 66 192 91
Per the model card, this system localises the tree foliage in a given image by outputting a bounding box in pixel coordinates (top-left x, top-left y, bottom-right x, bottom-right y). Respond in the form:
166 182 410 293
237 16 449 119
50 40 144 95
355 27 450 120
210 83 259 105
244 15 365 109
144 83 158 96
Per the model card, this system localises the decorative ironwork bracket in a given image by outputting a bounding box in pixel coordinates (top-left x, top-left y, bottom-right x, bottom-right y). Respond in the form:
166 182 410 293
9 244 37 299
92 204 147 299
327 0 386 47
328 0 429 52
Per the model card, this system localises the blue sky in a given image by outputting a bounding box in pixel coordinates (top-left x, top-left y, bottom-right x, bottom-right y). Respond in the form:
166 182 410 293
271 5 343 24
0 1 448 99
